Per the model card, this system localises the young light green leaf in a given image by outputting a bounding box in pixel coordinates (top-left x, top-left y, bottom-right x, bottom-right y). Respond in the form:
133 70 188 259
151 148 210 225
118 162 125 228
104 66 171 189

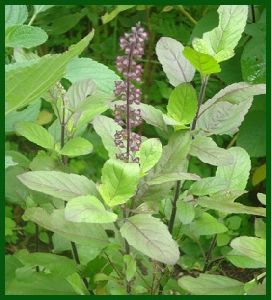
139 138 162 174
23 208 109 247
230 236 266 265
183 47 221 75
257 193 266 206
123 254 136 282
186 212 228 236
65 79 96 111
197 197 266 217
5 5 28 28
148 172 200 185
167 83 197 125
156 37 195 86
98 159 140 207
5 25 48 49
6 31 94 114
58 137 93 157
65 195 117 223
120 214 179 265
15 121 55 149
216 147 251 190
176 201 195 225
192 5 248 62
18 171 99 201
65 57 120 95
190 135 234 166
178 274 244 295
92 115 122 158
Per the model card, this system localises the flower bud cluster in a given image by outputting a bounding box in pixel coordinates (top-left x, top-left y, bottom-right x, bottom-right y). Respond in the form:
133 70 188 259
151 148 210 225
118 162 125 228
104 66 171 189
113 22 147 162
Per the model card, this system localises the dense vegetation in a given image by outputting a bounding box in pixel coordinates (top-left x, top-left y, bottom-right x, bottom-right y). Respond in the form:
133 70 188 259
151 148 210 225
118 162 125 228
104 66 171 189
5 5 267 295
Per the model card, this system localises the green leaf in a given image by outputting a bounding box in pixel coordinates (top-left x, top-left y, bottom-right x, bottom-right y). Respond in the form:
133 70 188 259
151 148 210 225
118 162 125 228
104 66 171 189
65 57 120 95
18 171 99 201
226 249 265 269
6 272 78 295
5 217 16 236
216 147 251 190
255 218 266 239
23 207 109 247
167 83 197 125
98 159 140 207
58 137 93 157
6 31 94 114
5 25 48 49
101 5 135 24
156 37 195 86
5 100 41 133
190 135 234 166
197 83 266 135
5 5 28 27
148 172 200 185
120 214 179 265
186 212 228 236
123 255 136 281
189 177 228 196
33 5 54 15
137 131 191 202
66 272 89 295
139 103 168 132
192 5 248 62
139 138 162 174
230 236 266 265
15 121 55 149
65 195 117 223
237 111 266 157
176 201 195 225
241 16 266 84
257 193 266 206
5 156 17 169
178 274 244 295
65 79 96 112
183 47 221 75
197 197 266 217
92 115 122 158
14 249 77 278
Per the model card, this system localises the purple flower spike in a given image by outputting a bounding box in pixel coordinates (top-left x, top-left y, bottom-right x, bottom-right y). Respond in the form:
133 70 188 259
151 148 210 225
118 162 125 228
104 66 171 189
113 22 148 162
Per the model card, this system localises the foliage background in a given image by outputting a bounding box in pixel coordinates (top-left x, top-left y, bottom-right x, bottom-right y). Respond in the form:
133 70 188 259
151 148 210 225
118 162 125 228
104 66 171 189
5 4 267 295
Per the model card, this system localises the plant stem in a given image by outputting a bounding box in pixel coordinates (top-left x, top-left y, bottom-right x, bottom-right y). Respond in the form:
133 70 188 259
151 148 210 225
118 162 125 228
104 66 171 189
35 224 40 272
251 5 256 23
59 98 90 293
191 76 209 132
203 234 217 272
168 180 181 233
27 13 37 26
178 6 197 25
168 76 209 235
